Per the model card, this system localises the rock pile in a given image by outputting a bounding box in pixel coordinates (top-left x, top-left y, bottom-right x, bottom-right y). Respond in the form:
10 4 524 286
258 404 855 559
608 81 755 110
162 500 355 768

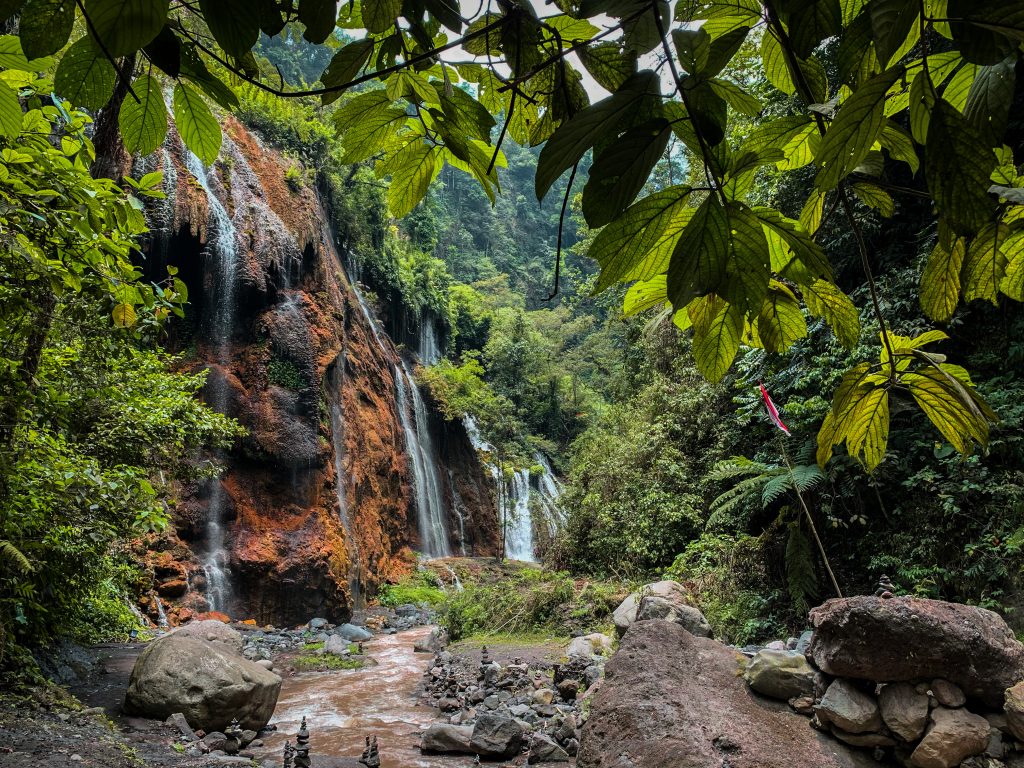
419 638 609 763
744 595 1024 768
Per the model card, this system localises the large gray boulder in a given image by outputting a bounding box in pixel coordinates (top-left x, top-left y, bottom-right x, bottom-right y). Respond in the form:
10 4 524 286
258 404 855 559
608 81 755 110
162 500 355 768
421 724 474 754
636 595 712 638
124 635 281 731
578 620 879 768
808 596 1024 707
171 620 244 654
566 633 613 659
815 679 881 734
612 581 698 637
878 682 929 742
910 707 989 768
337 623 373 642
470 712 524 758
743 649 816 701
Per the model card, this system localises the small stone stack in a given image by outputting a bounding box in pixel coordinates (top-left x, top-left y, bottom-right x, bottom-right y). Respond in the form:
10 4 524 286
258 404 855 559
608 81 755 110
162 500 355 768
293 717 311 768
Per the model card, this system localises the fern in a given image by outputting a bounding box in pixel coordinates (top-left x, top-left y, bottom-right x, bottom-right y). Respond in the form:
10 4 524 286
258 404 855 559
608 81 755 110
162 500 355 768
0 540 33 575
785 522 818 614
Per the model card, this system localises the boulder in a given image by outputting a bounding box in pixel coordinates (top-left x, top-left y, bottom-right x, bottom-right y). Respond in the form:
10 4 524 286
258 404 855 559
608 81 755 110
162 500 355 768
910 706 989 768
172 620 244 654
323 635 350 656
577 620 880 768
124 635 281 731
566 633 613 659
636 596 712 638
421 724 474 754
612 581 694 637
1004 680 1024 740
470 713 524 758
815 679 881 734
529 733 570 763
930 679 966 708
743 649 816 701
336 623 373 642
807 596 1024 707
414 627 448 654
878 682 929 742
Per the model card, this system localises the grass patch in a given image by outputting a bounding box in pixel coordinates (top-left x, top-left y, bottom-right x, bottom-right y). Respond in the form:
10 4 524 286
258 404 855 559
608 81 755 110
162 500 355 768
292 654 364 671
452 631 571 647
378 569 446 607
301 641 324 651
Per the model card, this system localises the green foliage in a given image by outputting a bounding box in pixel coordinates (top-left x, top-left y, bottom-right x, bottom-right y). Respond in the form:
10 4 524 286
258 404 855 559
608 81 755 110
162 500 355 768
292 654 365 670
267 357 305 390
378 569 445 607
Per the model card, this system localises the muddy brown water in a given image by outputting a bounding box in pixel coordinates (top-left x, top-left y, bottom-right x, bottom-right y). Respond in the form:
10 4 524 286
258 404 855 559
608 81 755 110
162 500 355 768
254 626 475 768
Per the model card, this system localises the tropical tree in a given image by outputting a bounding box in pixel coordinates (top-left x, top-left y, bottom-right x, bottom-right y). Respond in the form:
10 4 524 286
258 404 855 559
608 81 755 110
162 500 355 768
2 0 1023 472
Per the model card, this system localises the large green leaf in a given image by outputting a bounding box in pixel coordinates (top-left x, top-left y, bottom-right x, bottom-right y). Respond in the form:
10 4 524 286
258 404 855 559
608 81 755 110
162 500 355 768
172 82 221 165
961 222 1008 304
622 275 668 316
382 141 438 217
334 90 409 163
964 57 1016 146
784 0 841 57
903 367 993 454
0 34 54 69
198 0 263 58
721 204 771 310
54 37 117 111
755 207 832 281
363 0 402 34
1001 231 1024 301
761 31 795 94
844 386 889 471
85 0 168 57
582 118 671 228
19 0 75 58
814 68 900 191
667 195 729 308
0 82 22 139
590 185 692 291
837 11 879 87
803 279 861 348
577 42 636 92
536 70 659 200
948 0 1021 65
869 0 918 67
118 73 167 156
690 295 744 382
755 284 807 353
299 0 340 42
434 83 496 142
920 228 965 322
925 99 998 235
320 40 374 105
817 363 874 466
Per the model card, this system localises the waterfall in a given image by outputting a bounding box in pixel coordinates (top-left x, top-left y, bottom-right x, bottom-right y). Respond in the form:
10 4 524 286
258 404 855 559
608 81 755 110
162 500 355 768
153 594 169 628
504 469 536 562
183 149 237 614
419 312 441 365
394 361 450 558
533 451 566 533
329 366 362 608
447 469 468 556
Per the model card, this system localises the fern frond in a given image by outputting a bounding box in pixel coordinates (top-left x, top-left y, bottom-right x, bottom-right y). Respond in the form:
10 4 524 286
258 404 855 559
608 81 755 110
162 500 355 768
790 464 825 493
762 474 792 507
711 474 770 516
786 523 818 614
708 456 770 482
0 540 33 574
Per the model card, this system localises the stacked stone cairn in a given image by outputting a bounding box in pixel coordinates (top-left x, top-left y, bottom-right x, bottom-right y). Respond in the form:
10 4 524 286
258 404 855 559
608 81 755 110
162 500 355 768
741 585 1024 768
420 636 608 763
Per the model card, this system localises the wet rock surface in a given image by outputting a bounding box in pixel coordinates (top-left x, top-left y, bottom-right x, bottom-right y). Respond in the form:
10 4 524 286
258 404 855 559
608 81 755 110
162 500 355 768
577 619 879 768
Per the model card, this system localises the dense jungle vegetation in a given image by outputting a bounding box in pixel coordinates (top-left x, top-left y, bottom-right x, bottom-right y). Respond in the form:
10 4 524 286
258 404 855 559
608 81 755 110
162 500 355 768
2 0 1024 672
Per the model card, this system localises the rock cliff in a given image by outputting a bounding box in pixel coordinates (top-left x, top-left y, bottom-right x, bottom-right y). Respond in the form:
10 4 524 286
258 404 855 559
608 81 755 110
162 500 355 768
137 119 498 626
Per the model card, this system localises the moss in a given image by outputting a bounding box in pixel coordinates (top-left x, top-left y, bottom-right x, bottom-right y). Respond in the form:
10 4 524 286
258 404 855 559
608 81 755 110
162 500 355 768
292 654 364 671
301 641 324 650
267 357 305 390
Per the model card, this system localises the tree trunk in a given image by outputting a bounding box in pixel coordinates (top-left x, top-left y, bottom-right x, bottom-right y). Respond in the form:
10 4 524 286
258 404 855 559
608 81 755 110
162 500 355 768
91 54 136 181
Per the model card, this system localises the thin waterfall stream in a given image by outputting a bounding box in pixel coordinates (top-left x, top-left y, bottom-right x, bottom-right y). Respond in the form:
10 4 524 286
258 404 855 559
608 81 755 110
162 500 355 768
184 148 238 614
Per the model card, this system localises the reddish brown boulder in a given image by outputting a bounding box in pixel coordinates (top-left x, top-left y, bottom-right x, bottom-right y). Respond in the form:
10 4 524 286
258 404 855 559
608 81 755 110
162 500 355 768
807 596 1024 707
577 620 878 768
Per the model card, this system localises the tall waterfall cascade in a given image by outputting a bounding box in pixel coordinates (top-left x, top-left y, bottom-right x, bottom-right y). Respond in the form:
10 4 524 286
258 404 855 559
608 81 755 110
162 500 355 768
328 363 362 608
504 469 536 562
395 361 451 558
184 148 238 614
419 312 441 365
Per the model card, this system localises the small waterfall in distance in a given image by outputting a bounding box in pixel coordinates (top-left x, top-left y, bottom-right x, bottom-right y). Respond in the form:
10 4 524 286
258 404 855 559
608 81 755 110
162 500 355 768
184 147 237 614
504 469 536 562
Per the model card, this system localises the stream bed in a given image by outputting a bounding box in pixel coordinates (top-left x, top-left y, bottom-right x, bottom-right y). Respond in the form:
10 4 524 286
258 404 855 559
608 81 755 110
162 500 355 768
253 626 475 768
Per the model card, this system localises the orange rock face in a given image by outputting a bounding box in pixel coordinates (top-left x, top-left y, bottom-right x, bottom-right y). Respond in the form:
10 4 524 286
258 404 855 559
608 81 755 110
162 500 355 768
140 121 498 626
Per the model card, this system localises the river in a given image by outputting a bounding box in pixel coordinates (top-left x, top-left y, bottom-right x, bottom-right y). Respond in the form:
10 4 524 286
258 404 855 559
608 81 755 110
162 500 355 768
253 626 474 768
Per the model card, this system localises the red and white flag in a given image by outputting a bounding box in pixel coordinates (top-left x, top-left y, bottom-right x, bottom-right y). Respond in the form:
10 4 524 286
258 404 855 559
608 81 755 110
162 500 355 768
759 382 791 436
